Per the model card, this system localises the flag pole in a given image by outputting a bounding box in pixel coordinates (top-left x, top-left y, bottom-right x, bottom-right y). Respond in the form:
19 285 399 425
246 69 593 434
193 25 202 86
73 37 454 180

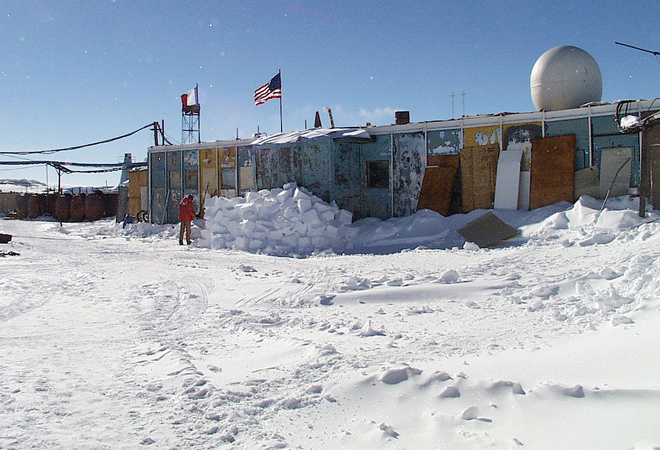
279 69 283 133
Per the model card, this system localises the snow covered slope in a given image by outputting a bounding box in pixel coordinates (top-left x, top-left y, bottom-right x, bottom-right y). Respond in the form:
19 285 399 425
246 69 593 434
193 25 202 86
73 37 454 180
0 195 659 449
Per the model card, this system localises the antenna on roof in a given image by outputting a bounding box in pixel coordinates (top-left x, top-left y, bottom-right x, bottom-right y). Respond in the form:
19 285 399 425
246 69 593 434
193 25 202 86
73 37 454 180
615 41 660 56
451 91 468 119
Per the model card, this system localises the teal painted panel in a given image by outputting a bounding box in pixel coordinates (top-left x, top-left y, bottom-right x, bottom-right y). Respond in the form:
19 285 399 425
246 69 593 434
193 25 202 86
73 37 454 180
359 134 391 219
333 141 361 216
545 118 590 170
393 132 425 217
301 142 332 202
591 114 621 135
361 134 391 161
149 153 167 223
166 151 183 223
428 129 461 155
360 189 390 220
592 113 640 186
593 135 640 187
150 152 166 189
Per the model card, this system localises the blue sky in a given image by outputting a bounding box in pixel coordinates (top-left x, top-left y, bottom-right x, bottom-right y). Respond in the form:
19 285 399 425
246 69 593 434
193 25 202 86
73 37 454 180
1 0 659 187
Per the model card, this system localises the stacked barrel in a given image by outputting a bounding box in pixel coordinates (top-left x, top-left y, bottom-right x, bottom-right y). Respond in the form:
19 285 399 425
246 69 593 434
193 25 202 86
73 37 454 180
10 191 118 222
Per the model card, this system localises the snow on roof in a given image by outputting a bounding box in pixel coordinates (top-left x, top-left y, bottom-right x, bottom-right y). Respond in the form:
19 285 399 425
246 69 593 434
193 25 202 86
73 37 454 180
251 127 371 145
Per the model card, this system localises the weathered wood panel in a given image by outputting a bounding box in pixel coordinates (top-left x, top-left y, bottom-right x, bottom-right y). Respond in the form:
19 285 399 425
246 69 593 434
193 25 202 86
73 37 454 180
416 166 457 216
529 135 576 209
461 144 500 212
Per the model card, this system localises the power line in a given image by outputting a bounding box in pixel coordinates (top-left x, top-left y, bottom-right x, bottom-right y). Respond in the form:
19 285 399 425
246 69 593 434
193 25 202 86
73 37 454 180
0 122 156 155
0 159 147 174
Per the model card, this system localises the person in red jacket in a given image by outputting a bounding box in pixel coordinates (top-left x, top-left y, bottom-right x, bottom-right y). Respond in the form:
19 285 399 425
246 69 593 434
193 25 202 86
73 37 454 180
179 194 196 245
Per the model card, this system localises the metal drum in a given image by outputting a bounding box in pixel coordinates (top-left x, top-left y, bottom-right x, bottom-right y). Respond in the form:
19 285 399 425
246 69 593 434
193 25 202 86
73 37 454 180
69 195 86 222
84 192 104 221
54 195 70 222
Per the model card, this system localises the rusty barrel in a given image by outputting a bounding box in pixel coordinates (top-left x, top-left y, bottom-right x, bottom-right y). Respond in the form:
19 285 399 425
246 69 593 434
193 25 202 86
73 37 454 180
44 194 58 216
54 195 70 222
84 192 104 221
69 194 85 222
27 194 41 219
16 194 28 219
104 192 118 218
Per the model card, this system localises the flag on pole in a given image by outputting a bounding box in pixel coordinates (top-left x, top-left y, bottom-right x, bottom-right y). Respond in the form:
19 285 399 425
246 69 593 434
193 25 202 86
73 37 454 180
254 73 282 106
181 85 199 109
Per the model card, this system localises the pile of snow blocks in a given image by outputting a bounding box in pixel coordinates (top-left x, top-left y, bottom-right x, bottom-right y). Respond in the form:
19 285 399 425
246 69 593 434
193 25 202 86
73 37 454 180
198 182 353 255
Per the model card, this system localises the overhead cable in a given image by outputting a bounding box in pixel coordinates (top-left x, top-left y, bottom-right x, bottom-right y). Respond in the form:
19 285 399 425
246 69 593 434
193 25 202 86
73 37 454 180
0 122 156 155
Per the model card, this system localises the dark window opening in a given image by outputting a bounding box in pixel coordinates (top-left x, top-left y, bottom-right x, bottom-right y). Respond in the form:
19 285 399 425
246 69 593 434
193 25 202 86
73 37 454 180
366 160 389 189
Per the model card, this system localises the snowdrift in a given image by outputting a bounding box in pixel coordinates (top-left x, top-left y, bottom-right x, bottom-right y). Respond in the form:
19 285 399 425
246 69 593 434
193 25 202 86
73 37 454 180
195 183 654 257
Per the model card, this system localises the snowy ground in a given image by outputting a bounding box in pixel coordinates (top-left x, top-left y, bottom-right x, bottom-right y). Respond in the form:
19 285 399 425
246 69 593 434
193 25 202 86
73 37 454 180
1 196 660 449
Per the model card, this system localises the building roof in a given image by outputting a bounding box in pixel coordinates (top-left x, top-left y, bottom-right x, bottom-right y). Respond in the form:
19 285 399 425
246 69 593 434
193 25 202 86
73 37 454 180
250 128 371 145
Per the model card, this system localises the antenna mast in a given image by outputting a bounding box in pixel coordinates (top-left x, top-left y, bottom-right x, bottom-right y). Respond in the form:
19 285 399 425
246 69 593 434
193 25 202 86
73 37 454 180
615 42 660 56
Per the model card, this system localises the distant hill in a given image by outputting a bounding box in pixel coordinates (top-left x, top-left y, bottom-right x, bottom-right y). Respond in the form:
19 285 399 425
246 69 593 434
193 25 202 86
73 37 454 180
0 179 116 194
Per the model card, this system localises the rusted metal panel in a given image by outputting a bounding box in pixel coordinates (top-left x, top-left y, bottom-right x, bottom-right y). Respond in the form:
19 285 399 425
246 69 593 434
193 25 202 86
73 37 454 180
301 142 332 202
393 132 425 217
643 111 660 209
279 145 303 186
254 147 276 190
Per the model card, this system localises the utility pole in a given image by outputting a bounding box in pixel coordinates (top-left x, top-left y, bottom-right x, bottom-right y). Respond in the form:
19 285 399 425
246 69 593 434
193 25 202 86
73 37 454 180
614 42 660 216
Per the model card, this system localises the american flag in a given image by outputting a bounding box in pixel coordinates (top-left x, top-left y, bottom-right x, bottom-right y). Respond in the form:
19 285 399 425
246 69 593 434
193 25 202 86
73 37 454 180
254 73 282 106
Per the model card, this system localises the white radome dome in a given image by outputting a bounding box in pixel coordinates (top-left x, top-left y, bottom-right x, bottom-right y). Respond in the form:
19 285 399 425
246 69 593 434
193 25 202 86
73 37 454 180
531 45 602 111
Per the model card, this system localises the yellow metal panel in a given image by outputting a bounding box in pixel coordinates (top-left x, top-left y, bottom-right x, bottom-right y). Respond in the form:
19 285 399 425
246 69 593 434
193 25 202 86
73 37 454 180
199 148 218 195
463 125 500 148
199 148 217 169
219 146 237 169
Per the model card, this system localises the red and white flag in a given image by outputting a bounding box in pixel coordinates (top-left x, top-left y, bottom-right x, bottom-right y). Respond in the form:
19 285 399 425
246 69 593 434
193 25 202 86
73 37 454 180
181 85 199 109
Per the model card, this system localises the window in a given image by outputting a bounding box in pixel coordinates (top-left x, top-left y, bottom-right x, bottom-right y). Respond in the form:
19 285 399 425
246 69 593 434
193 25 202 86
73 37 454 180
169 170 181 189
366 160 389 189
185 169 198 190
221 168 236 189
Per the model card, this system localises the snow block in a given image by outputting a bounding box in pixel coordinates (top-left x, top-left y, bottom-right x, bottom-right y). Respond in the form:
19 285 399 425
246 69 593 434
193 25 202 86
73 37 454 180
335 209 353 225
